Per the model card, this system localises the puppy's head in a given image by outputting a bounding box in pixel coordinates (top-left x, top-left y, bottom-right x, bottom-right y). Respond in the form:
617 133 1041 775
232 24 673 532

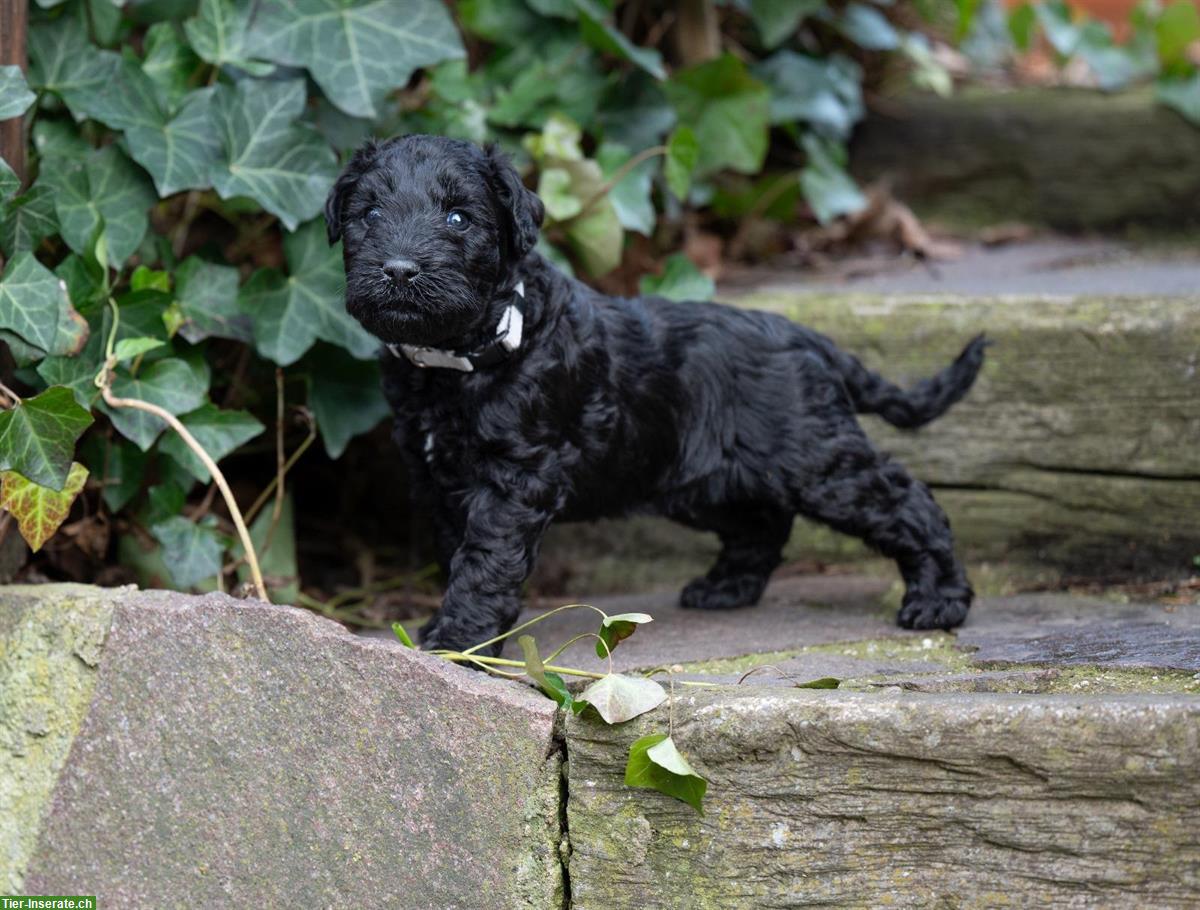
326 135 544 347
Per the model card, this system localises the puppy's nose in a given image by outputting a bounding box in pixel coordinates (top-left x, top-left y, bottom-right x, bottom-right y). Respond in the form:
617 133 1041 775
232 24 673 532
382 258 420 285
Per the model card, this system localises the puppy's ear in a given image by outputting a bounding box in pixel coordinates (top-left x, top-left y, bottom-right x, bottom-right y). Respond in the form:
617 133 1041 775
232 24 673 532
486 145 545 262
325 140 381 245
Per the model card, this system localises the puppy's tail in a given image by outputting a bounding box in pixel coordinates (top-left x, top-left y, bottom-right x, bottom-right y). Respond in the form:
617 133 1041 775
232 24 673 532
830 334 990 430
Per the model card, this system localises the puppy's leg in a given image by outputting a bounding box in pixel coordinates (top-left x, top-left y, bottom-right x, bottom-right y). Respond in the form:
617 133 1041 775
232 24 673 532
420 486 555 656
678 508 792 610
792 433 972 630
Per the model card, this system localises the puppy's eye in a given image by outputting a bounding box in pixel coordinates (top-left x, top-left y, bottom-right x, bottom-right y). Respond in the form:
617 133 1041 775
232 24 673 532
446 210 470 230
364 208 382 222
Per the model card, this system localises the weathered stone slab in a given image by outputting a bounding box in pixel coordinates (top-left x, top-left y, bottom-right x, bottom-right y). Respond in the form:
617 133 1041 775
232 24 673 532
6 585 563 908
851 89 1200 230
566 689 1200 909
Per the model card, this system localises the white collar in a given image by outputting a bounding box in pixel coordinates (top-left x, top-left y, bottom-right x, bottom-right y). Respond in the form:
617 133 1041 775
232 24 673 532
388 281 525 372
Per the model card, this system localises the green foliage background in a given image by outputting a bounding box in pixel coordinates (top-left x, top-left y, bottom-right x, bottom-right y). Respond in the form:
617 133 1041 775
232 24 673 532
0 0 1197 596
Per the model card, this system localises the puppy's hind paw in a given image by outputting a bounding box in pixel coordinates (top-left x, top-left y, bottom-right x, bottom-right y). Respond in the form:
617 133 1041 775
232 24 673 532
679 574 769 611
897 593 971 631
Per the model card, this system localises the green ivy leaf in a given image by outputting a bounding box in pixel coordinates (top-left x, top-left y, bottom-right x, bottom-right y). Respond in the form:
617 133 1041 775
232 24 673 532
795 676 840 689
1 184 59 258
250 0 465 118
184 0 275 76
595 612 654 658
103 358 208 451
754 50 863 138
625 733 707 814
150 514 225 589
174 255 252 343
1158 72 1200 124
240 219 377 365
0 66 36 120
0 252 90 360
578 673 665 723
304 344 390 458
519 634 578 710
125 86 222 198
157 403 265 483
143 22 203 110
392 622 416 648
749 0 823 48
35 331 104 410
639 254 714 302
208 79 339 231
27 18 122 120
0 386 94 491
800 135 866 225
80 434 147 513
1156 1 1200 67
538 167 584 222
0 157 19 205
43 146 155 267
130 266 172 293
234 493 299 603
597 144 655 236
664 55 770 177
573 0 665 80
1008 3 1036 50
836 3 900 50
664 125 699 201
0 462 89 552
113 337 166 362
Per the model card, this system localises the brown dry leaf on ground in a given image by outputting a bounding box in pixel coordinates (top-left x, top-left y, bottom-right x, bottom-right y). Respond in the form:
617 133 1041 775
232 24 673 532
805 184 962 261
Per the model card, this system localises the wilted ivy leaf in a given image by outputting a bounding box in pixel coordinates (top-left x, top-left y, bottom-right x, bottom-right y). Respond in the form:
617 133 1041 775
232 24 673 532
392 622 416 648
578 673 665 723
209 79 339 231
184 0 275 75
80 434 147 513
27 18 121 120
126 87 222 198
240 219 377 365
749 0 822 48
597 144 655 236
1158 72 1200 124
800 135 866 225
664 125 698 201
157 404 265 483
0 462 89 552
0 66 36 120
0 185 59 257
304 344 390 458
103 358 208 451
44 147 155 267
639 254 714 303
595 611 653 658
174 255 252 342
0 253 89 359
836 3 900 50
250 0 465 119
754 51 863 138
625 733 707 814
0 386 94 491
573 0 665 80
150 515 225 588
664 55 769 177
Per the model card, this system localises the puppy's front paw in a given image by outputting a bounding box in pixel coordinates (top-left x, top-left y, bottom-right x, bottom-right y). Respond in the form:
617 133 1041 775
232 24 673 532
419 616 502 657
897 593 970 630
679 574 769 610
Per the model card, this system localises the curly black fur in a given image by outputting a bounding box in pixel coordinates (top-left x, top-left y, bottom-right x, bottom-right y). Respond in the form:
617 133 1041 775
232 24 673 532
327 135 989 655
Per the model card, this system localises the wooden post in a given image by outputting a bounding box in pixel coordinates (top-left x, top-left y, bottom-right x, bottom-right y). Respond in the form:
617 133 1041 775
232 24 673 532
1 0 28 186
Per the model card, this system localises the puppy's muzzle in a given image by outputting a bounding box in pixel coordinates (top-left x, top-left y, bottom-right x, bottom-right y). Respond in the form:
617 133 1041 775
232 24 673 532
382 258 421 286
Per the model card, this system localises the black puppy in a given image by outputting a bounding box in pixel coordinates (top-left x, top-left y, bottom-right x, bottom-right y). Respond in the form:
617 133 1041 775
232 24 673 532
326 135 988 655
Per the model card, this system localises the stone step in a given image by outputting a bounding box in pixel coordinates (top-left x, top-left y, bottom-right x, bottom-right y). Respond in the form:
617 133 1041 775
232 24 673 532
6 582 1199 907
537 291 1200 593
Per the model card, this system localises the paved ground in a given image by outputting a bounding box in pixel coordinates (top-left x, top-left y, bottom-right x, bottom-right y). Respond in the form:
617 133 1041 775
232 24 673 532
719 237 1200 297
